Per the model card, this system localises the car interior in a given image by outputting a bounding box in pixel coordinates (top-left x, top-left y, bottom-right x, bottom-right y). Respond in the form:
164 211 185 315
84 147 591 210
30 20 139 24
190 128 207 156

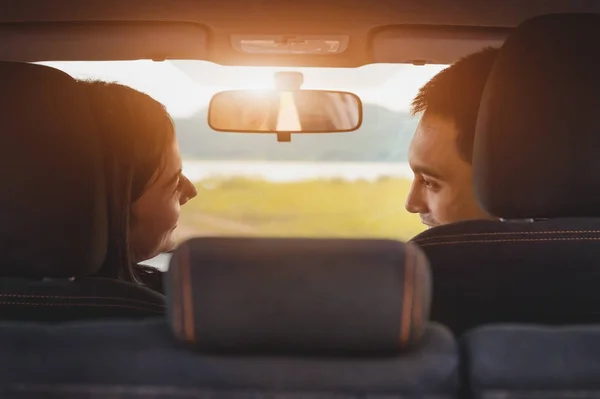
1 0 600 398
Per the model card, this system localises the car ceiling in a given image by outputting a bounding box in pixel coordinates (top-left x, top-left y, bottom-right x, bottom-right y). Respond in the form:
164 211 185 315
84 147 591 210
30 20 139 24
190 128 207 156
0 0 598 67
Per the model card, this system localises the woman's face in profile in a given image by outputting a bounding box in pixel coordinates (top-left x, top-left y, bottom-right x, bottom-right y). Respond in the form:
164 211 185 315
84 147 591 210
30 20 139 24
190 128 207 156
128 139 197 263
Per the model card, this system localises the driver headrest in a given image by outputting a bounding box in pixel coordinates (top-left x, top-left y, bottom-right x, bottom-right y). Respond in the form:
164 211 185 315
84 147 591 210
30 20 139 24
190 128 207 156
473 14 600 219
0 62 107 278
166 237 431 355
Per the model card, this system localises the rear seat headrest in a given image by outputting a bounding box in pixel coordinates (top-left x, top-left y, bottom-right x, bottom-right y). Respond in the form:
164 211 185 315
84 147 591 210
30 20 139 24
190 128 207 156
166 237 431 355
0 62 107 277
473 14 600 219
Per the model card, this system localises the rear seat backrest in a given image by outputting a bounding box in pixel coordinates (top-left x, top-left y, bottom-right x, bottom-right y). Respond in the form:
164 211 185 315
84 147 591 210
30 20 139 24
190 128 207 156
0 238 459 398
464 325 600 399
0 62 165 320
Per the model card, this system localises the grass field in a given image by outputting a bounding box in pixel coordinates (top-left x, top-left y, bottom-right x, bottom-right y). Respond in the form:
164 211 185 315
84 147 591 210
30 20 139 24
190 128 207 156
175 176 425 242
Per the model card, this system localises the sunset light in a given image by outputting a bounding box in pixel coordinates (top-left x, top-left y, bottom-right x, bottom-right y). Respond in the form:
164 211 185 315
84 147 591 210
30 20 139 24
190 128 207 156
39 60 446 118
36 58 448 267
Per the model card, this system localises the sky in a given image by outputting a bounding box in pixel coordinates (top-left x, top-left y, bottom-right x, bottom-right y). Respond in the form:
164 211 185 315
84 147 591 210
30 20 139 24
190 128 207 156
39 60 446 118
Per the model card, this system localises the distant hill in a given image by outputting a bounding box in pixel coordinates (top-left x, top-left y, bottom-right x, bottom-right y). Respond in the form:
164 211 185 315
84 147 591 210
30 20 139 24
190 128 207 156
174 103 418 162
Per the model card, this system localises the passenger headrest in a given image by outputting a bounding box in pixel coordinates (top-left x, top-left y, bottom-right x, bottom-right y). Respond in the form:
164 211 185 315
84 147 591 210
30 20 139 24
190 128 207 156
473 14 600 218
0 62 107 277
166 237 431 355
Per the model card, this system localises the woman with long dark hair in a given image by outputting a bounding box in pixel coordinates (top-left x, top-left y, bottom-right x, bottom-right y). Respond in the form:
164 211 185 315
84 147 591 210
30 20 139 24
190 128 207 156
81 80 197 292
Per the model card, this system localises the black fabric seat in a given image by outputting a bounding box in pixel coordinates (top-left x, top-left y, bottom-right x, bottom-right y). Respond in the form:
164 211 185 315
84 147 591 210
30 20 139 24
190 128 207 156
410 13 600 336
463 324 600 399
0 61 165 320
0 277 165 321
0 320 457 398
0 238 459 398
412 218 600 336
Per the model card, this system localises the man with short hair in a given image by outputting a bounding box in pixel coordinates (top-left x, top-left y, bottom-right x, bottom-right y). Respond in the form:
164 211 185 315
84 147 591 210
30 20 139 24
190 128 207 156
405 47 499 227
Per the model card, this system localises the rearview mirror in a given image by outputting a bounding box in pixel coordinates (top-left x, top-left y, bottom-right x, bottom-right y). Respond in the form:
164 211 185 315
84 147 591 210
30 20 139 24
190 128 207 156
208 89 363 142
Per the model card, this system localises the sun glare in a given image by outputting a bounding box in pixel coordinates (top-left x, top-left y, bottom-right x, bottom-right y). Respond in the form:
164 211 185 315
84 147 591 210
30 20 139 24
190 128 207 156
37 60 447 118
222 66 281 90
244 88 276 99
276 92 302 131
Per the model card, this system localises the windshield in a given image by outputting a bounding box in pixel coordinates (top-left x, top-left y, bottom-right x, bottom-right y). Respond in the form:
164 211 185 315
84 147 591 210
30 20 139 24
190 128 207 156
40 60 446 269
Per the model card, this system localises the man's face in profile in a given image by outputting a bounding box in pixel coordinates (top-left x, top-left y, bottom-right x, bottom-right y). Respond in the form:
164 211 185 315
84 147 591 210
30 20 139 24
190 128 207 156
405 112 490 228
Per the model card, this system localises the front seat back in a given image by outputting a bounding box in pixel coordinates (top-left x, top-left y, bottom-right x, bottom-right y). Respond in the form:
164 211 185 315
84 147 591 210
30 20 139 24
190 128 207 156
411 13 600 335
0 62 165 320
